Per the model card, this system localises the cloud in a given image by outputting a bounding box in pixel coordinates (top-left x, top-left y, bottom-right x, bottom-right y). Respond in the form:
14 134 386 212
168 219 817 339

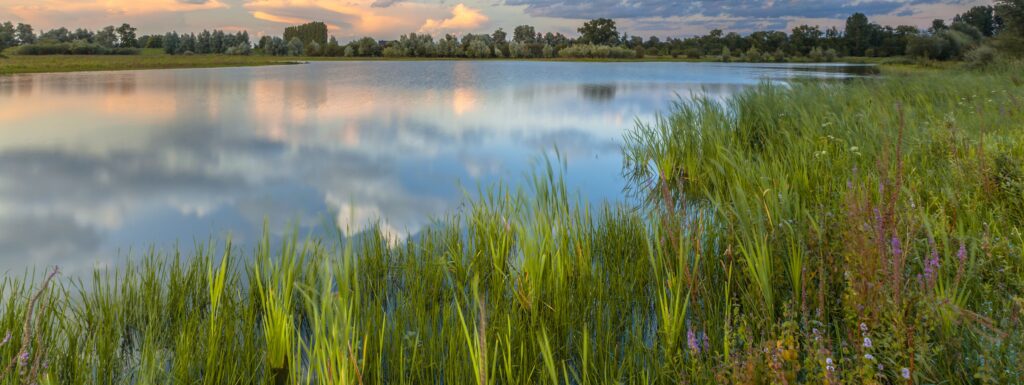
371 0 404 8
420 3 489 33
243 0 421 36
502 0 963 20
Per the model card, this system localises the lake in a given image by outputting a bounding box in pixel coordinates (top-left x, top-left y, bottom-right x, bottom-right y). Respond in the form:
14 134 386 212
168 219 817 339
0 61 869 273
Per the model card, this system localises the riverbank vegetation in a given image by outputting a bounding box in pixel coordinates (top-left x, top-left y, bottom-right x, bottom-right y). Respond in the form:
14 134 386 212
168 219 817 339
0 49 300 75
1 57 1022 383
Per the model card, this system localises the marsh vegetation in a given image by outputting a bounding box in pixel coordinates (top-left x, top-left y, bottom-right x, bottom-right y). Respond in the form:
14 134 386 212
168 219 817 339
1 59 1022 384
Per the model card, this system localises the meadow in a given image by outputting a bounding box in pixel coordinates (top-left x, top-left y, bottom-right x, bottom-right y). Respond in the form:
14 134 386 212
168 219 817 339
1 61 1022 385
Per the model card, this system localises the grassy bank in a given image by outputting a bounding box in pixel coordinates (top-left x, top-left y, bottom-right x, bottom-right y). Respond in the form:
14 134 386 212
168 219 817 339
2 49 909 75
0 49 307 75
1 63 1022 384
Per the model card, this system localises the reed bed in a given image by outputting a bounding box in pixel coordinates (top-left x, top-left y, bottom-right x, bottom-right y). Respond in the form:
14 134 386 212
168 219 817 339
1 62 1023 384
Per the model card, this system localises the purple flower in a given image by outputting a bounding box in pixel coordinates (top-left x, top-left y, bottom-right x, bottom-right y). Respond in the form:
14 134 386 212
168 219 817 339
863 337 873 349
891 236 903 258
687 329 699 354
859 323 868 333
901 367 911 379
18 351 29 367
0 332 10 346
864 353 875 361
957 241 967 266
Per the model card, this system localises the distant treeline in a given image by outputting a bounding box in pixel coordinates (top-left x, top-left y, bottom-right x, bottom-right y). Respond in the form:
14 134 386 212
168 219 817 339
2 0 1022 61
0 23 142 55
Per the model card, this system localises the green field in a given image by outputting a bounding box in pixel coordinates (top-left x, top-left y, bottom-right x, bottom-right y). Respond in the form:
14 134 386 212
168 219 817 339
0 49 312 75
0 60 1021 384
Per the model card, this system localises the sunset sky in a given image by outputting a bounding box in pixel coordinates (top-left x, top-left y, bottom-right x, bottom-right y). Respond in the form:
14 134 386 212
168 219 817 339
0 0 993 41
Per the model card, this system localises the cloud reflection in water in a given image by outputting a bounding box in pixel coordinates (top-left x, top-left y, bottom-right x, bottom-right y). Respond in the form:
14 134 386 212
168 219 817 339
0 61 866 273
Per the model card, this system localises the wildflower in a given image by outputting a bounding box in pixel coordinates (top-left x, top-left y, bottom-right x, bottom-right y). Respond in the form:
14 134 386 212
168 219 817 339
687 329 699 354
957 241 967 266
865 353 875 360
826 357 836 372
878 364 884 371
860 323 868 333
891 236 902 258
0 332 10 346
863 337 873 349
18 351 29 367
901 367 911 379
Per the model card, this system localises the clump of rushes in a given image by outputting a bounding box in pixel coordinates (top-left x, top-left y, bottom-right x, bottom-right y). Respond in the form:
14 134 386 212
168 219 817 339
1 62 1023 383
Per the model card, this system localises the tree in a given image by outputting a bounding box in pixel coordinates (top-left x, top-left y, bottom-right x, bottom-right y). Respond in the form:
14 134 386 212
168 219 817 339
578 18 619 45
287 36 304 56
492 28 507 44
0 22 15 52
305 41 322 56
845 13 873 56
993 0 1024 53
146 34 163 49
929 19 949 34
197 30 212 54
790 25 822 55
212 30 224 53
15 23 35 45
116 23 137 48
94 26 118 48
284 22 328 46
513 25 536 43
996 0 1024 34
70 28 91 42
163 32 180 54
955 5 1002 36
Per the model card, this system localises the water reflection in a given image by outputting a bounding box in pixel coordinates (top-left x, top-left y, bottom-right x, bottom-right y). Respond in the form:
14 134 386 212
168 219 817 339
580 84 617 102
0 61 870 273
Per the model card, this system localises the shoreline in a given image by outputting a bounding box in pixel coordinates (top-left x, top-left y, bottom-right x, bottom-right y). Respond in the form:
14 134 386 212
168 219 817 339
0 51 919 76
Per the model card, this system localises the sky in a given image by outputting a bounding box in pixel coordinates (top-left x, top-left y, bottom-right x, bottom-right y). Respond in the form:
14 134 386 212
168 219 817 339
0 0 993 41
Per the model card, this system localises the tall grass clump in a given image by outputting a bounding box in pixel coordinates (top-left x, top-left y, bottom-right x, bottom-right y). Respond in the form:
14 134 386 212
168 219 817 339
624 62 1024 383
0 63 1022 384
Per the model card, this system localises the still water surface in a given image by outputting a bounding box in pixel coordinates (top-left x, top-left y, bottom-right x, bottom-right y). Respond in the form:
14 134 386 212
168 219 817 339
0 61 868 273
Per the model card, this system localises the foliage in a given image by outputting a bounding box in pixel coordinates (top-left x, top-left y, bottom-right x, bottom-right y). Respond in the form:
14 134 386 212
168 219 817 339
16 41 140 55
623 62 1024 384
284 21 328 47
557 43 637 59
577 18 619 46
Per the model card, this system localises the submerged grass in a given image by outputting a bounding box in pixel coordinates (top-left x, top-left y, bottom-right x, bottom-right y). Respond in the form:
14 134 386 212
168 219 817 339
1 63 1023 384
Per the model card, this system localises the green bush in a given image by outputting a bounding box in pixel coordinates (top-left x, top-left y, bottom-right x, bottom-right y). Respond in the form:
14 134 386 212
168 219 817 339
558 44 637 59
16 41 140 55
966 45 999 67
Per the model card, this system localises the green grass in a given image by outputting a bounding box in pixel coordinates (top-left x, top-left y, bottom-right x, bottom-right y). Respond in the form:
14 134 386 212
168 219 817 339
0 62 1022 384
0 50 307 75
1 49 929 76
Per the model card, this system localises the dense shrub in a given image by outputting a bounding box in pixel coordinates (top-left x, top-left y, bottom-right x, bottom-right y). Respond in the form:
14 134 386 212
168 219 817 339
558 44 637 59
966 45 999 67
17 41 139 55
